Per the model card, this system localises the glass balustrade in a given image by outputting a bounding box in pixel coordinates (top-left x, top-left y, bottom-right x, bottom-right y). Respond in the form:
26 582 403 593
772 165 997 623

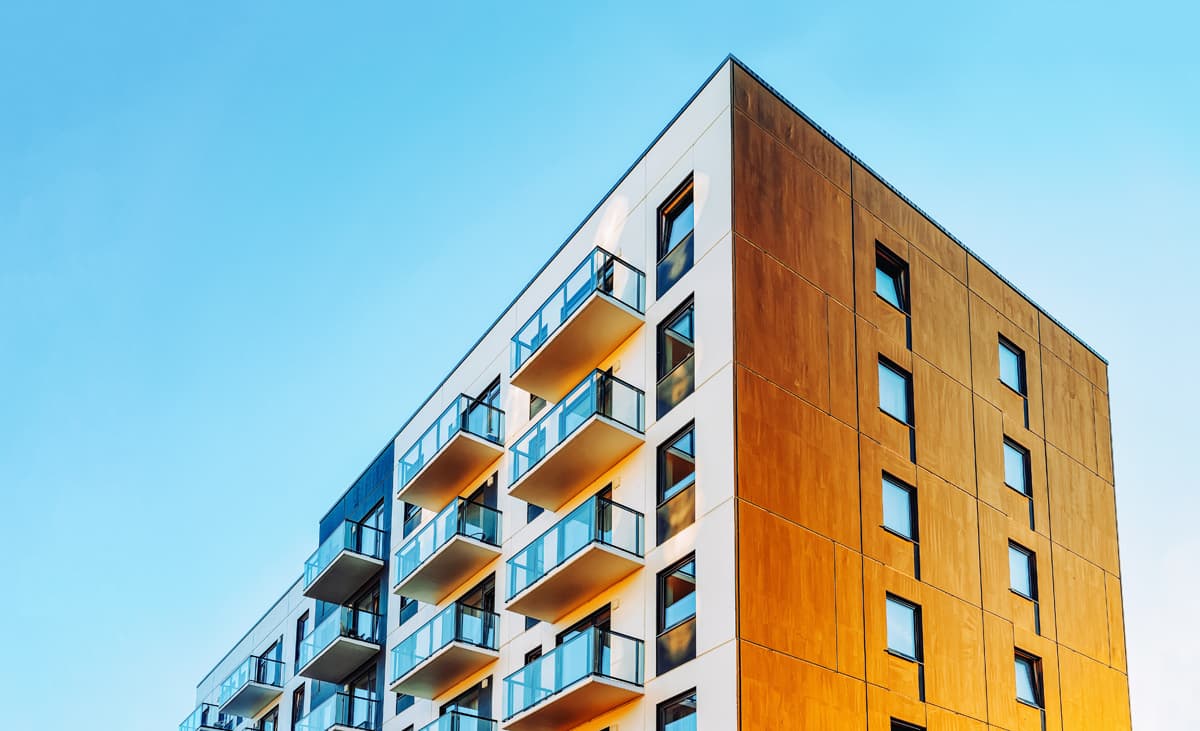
391 602 499 681
395 498 501 586
503 627 643 719
296 607 383 672
217 654 284 705
304 520 387 589
399 395 505 489
417 711 497 731
180 703 232 731
294 690 379 731
511 247 645 374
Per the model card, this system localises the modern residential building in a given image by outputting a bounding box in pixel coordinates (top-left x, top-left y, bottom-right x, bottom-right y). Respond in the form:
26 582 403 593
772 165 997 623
179 56 1130 731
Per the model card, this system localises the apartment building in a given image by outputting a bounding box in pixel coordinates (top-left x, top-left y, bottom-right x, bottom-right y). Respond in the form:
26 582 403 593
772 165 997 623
178 56 1129 731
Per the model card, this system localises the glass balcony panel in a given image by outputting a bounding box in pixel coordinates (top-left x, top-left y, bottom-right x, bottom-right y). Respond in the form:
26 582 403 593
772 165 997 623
393 498 502 603
180 703 233 731
418 711 497 731
509 371 644 510
216 655 284 717
303 520 387 603
397 395 506 509
294 690 379 731
390 603 499 698
296 607 383 682
503 628 643 724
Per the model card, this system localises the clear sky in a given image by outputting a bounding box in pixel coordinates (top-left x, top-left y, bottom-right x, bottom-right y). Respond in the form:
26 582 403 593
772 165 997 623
1 2 1195 729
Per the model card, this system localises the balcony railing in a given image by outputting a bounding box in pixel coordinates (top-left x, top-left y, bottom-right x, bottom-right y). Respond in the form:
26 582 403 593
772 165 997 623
216 654 284 717
394 498 501 603
303 520 387 604
296 606 383 681
294 690 379 731
390 602 499 698
397 394 505 509
503 627 644 727
506 496 643 621
417 711 496 731
180 703 233 731
510 247 646 401
509 370 644 509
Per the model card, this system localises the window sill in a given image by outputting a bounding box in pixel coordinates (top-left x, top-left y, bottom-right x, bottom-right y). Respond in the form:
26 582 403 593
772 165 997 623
875 292 910 316
1016 698 1044 711
998 377 1028 398
1004 482 1031 497
878 407 913 427
885 648 921 664
1009 588 1037 602
880 525 916 543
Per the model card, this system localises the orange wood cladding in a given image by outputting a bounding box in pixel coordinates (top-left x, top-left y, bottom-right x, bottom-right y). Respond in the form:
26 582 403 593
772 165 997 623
730 63 1128 730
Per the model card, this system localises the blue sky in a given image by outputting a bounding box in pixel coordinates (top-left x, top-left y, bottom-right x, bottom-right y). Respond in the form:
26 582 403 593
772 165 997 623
1 2 1196 729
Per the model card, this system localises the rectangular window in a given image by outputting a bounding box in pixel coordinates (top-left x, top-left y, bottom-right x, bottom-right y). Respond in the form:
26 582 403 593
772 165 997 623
657 423 696 545
657 299 695 418
398 595 418 625
875 245 909 312
999 337 1026 394
524 615 540 631
294 612 310 662
529 393 546 419
402 502 422 538
885 595 922 661
290 686 305 731
1003 439 1031 496
878 358 913 424
657 555 697 673
395 693 413 715
1009 542 1037 600
657 177 695 297
881 474 917 541
658 689 697 730
1015 651 1044 707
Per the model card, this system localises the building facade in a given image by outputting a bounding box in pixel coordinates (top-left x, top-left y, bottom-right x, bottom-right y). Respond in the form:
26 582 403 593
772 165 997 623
179 57 1130 731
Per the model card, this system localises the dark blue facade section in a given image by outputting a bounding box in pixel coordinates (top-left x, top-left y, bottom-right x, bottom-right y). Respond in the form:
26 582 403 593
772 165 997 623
320 442 394 541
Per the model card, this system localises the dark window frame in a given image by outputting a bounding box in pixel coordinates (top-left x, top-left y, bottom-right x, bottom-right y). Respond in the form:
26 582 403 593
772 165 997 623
1015 650 1045 708
1008 541 1038 600
890 721 925 731
875 243 910 313
885 593 924 663
656 297 696 417
878 357 914 426
657 688 698 730
657 175 695 260
656 422 697 545
657 555 697 633
881 473 918 542
1003 437 1032 496
998 335 1027 395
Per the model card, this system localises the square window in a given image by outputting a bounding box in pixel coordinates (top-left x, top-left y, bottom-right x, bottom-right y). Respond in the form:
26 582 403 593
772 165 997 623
658 690 697 731
657 178 695 297
879 359 913 424
886 595 922 661
1015 652 1043 707
1003 439 1031 496
657 300 695 418
882 474 917 540
875 246 909 312
999 337 1026 394
1009 543 1037 599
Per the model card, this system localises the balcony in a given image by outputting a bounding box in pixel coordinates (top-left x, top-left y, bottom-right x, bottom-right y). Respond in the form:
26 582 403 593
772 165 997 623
397 394 505 510
294 690 379 731
394 498 501 603
506 496 644 622
216 654 283 718
303 520 387 604
418 712 497 731
509 371 644 511
390 602 499 699
510 247 645 402
296 607 383 682
502 627 643 730
180 703 233 731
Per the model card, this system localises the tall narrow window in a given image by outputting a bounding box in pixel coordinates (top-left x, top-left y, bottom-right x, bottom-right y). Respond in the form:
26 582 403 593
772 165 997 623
290 685 305 731
881 474 917 541
398 595 418 625
878 358 913 424
657 555 697 673
1015 651 1044 708
402 502 422 538
658 689 698 730
259 707 278 731
657 424 696 544
875 245 909 312
657 177 695 297
885 595 922 662
657 299 695 418
999 337 1026 394
395 693 413 715
1009 542 1037 600
1003 439 1031 496
294 612 310 662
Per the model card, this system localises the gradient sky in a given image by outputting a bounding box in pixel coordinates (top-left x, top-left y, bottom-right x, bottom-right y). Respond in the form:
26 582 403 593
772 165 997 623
1 2 1196 729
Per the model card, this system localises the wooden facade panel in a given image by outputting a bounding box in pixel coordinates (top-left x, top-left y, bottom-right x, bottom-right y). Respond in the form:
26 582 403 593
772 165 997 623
1106 572 1128 672
860 436 920 577
917 468 982 605
969 293 1046 438
982 613 1017 731
732 65 852 192
966 254 1039 338
857 321 916 461
1047 446 1119 574
911 249 972 387
1093 385 1115 484
922 589 988 721
739 641 867 731
866 685 926 731
1051 544 1111 663
736 367 862 548
738 501 839 668
734 236 830 411
828 298 859 427
733 110 855 306
1041 350 1098 471
853 204 911 344
1059 647 1132 731
913 358 977 493
834 543 867 678
851 162 967 282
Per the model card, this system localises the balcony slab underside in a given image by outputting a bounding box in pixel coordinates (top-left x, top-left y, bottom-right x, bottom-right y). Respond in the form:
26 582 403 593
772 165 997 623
511 292 643 403
218 682 281 719
509 416 643 511
390 642 499 699
298 637 380 682
507 542 642 623
304 550 384 604
395 535 500 604
503 675 642 731
398 432 504 511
